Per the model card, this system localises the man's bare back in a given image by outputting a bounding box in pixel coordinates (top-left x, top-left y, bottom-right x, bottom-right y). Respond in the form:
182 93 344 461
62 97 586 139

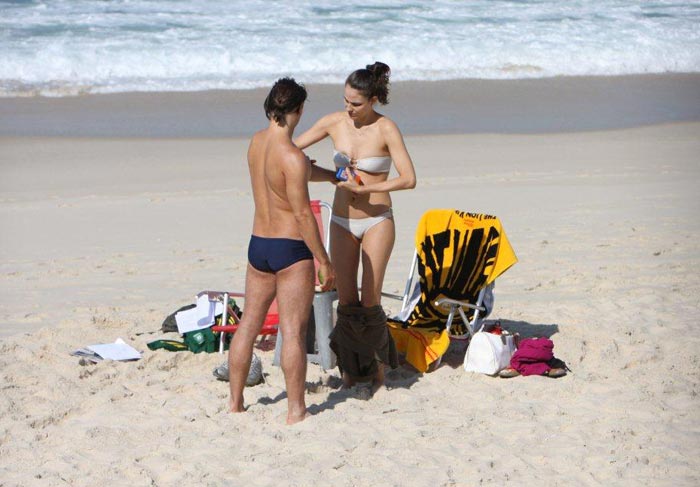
248 129 311 239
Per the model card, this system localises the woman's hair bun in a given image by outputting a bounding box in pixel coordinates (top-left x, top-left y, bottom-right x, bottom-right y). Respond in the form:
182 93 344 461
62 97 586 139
346 61 391 105
366 62 391 81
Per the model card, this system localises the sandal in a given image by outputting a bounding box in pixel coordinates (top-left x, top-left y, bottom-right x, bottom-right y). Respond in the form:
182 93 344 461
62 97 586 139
498 367 520 378
543 368 566 378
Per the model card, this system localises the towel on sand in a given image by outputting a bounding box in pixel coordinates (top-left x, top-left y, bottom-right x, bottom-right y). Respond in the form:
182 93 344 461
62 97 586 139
330 304 399 379
510 338 554 376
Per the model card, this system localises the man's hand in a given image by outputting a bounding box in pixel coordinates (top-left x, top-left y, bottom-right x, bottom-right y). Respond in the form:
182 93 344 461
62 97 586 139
317 261 336 292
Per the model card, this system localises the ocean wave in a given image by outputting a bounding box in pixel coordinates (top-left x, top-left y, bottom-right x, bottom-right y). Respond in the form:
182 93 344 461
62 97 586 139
1 0 699 96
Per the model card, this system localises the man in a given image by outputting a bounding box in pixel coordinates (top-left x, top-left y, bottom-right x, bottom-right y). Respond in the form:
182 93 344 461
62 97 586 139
228 78 335 425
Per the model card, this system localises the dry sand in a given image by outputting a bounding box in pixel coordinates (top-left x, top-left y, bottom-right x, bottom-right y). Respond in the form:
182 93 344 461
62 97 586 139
1 96 699 484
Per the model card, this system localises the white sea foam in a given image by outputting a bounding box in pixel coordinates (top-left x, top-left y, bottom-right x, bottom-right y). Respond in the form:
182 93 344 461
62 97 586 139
1 0 699 96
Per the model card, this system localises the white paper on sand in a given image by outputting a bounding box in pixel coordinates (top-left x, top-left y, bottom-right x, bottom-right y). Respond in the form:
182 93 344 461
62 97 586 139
72 338 141 362
175 294 223 334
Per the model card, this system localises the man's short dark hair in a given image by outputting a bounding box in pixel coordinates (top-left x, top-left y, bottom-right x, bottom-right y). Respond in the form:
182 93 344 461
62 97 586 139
264 78 307 126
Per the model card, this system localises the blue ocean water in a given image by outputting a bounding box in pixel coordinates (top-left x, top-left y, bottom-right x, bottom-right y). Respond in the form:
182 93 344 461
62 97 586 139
1 0 699 96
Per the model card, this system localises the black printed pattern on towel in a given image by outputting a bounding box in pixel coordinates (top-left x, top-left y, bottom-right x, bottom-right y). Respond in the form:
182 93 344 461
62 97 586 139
407 210 502 336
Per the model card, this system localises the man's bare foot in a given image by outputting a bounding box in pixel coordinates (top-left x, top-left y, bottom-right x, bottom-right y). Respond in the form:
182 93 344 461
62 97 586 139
229 399 246 413
286 409 309 425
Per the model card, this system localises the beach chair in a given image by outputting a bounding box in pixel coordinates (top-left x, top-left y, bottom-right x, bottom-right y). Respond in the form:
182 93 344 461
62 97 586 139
384 209 517 372
200 200 334 355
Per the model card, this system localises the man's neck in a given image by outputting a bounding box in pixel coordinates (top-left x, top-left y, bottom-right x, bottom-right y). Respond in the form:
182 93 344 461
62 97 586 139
269 120 295 138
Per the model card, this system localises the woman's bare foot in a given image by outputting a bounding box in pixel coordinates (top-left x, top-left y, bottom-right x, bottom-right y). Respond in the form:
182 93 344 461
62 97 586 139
342 372 357 389
355 382 373 401
371 365 385 394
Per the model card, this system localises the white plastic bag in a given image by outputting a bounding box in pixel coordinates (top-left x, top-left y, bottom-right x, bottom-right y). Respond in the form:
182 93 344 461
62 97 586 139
464 328 516 375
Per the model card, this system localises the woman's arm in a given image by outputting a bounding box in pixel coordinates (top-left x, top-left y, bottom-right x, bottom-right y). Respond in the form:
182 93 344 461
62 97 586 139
337 118 417 194
294 112 337 150
296 113 341 182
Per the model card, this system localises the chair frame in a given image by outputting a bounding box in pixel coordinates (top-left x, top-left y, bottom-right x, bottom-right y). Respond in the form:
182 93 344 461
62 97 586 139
382 251 489 338
199 201 333 354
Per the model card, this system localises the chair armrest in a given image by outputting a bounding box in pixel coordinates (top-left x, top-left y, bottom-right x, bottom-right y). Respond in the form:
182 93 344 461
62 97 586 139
197 291 246 300
434 297 485 312
381 292 404 301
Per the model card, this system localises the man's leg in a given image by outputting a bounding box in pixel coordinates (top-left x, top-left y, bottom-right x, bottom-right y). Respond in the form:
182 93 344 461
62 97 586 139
228 264 277 413
275 258 315 424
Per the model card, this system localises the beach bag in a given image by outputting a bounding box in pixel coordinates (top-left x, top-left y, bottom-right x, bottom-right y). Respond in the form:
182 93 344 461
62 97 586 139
464 327 516 375
183 327 220 354
147 327 226 354
214 298 242 327
161 304 196 333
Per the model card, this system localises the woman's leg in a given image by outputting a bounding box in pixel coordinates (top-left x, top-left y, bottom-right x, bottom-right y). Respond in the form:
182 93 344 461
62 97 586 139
359 217 395 307
359 217 395 390
330 222 361 306
330 222 361 387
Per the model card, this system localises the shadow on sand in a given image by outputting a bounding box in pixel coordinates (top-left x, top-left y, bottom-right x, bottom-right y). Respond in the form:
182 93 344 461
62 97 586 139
304 365 422 416
439 318 561 369
256 368 421 415
257 319 560 411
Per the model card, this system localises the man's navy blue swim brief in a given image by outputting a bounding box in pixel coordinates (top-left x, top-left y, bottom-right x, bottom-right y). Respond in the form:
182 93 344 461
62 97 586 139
248 235 313 273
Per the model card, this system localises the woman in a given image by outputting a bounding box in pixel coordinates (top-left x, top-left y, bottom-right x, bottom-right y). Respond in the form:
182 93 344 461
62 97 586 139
295 62 416 391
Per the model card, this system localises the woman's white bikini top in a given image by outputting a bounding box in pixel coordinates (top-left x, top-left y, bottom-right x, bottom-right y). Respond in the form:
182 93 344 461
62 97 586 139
333 149 392 173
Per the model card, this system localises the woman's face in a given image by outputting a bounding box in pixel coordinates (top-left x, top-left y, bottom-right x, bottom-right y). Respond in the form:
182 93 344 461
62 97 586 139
343 85 375 119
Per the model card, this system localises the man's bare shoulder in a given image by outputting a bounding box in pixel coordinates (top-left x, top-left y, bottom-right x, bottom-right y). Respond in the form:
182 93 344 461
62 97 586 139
273 144 307 185
249 129 267 148
279 143 308 168
248 129 269 163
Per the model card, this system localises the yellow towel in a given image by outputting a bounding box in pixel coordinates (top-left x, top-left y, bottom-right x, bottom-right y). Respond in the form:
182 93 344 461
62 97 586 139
388 210 517 372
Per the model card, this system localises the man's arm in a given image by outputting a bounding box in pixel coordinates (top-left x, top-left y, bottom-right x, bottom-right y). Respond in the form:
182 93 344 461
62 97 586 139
282 151 336 291
310 164 338 183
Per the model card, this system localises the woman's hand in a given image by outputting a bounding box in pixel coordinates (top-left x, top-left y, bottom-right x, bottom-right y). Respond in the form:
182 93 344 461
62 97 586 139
336 168 365 193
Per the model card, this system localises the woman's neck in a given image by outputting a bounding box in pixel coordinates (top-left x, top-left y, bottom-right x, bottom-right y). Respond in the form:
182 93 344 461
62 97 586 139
350 111 379 129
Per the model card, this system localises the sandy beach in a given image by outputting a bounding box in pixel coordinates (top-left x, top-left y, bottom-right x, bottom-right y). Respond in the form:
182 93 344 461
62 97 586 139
1 76 699 485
